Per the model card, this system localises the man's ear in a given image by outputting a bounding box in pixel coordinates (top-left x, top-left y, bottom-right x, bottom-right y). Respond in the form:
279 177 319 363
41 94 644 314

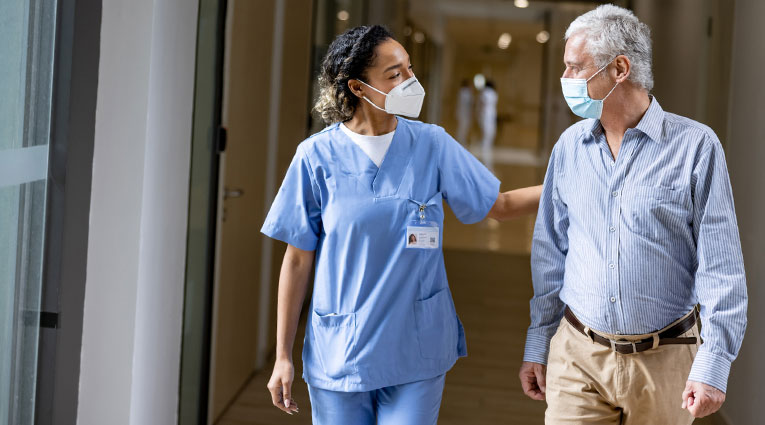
614 55 631 83
348 79 364 99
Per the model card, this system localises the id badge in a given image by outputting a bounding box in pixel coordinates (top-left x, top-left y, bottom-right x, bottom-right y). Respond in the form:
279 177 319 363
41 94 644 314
406 203 439 249
406 221 439 249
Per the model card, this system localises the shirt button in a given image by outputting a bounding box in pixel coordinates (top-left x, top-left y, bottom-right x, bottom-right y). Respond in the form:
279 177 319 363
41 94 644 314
610 297 616 303
609 226 616 232
609 263 615 269
612 191 619 197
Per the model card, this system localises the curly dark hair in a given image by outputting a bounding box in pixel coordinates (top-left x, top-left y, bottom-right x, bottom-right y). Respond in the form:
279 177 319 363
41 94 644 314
314 25 395 124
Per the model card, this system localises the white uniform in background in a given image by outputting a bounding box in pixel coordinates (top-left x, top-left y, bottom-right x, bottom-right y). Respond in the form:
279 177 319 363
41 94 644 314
455 86 473 146
479 86 498 172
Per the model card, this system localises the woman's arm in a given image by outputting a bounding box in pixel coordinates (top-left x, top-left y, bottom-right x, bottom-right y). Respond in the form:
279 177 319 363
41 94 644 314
267 244 315 415
487 184 543 222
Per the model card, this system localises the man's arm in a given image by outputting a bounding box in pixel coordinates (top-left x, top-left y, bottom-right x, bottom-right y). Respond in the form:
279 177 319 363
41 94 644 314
684 137 748 416
521 144 569 400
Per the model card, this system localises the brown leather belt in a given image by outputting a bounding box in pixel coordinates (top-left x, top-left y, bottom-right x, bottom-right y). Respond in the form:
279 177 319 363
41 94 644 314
564 306 698 354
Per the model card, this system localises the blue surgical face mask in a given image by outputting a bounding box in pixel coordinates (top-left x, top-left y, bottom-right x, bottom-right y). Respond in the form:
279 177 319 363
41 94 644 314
560 61 619 119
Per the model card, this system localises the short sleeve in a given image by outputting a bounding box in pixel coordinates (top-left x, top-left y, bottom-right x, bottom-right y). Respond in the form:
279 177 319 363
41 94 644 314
261 144 322 251
435 126 500 224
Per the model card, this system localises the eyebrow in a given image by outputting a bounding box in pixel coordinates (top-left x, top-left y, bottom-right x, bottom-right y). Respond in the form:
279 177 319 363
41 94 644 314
383 56 412 73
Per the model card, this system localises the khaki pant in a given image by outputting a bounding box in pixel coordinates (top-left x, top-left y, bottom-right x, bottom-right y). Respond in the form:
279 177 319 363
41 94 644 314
545 311 700 425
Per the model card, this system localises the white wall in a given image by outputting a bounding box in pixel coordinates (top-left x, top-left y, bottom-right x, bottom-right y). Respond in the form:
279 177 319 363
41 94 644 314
720 0 765 424
77 0 198 423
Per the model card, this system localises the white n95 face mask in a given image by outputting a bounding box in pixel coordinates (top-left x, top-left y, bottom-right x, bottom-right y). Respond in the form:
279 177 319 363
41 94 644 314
360 76 426 118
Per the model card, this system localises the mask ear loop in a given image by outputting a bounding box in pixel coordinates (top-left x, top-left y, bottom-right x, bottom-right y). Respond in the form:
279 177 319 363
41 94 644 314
359 80 388 96
586 59 620 101
362 95 387 112
585 61 611 83
359 80 389 112
601 80 620 101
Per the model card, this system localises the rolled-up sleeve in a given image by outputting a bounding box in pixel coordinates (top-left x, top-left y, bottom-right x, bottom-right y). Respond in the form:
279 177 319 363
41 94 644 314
687 137 748 393
261 144 322 251
524 143 569 365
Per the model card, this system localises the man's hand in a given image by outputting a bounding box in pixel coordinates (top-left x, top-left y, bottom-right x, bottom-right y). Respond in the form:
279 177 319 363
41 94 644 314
266 358 300 415
681 381 725 418
519 361 547 400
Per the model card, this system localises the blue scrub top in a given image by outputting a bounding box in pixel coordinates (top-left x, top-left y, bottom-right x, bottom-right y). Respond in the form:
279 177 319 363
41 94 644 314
262 118 500 392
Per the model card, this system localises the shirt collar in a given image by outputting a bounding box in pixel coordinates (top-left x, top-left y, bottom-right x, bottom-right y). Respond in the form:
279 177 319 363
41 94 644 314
634 96 664 143
586 96 665 143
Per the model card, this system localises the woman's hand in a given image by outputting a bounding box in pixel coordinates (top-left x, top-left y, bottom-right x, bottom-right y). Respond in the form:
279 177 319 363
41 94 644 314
266 244 314 415
267 358 299 415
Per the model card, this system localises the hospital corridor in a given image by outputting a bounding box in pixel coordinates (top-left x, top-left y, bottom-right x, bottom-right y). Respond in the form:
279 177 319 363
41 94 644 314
1 0 763 424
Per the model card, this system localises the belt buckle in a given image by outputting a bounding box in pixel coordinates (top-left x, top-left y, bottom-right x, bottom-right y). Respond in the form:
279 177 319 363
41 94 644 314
609 339 637 354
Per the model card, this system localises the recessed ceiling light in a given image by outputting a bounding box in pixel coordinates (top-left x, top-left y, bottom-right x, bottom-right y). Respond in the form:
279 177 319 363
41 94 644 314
337 10 349 21
536 30 550 44
514 0 529 8
473 74 486 90
498 32 512 49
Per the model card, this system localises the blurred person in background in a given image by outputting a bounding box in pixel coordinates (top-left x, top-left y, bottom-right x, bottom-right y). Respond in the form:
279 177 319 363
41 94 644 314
261 25 542 425
455 78 473 146
479 79 498 172
520 5 747 424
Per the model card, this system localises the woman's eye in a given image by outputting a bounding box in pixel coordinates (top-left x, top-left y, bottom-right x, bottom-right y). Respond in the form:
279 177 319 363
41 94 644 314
390 72 401 79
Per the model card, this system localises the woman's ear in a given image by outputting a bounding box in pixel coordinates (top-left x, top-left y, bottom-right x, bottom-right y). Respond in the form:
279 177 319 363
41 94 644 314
348 79 364 99
614 55 631 83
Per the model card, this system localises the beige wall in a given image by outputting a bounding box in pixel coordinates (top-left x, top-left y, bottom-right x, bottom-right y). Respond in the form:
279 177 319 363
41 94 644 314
632 0 733 140
720 0 765 423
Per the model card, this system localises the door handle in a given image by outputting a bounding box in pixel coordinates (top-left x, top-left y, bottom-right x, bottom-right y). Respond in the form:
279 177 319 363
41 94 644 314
224 188 244 200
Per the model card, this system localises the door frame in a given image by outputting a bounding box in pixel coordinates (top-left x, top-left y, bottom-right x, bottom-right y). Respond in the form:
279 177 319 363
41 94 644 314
177 0 228 423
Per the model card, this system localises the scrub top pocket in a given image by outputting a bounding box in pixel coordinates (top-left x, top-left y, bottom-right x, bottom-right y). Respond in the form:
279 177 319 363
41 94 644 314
311 310 357 378
413 288 458 360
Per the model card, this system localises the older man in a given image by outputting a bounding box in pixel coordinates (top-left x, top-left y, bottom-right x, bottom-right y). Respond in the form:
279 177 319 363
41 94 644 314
519 5 747 424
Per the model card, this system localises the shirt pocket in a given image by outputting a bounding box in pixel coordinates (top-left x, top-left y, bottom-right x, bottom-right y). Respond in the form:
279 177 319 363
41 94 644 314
311 310 357 378
623 186 690 240
413 287 458 360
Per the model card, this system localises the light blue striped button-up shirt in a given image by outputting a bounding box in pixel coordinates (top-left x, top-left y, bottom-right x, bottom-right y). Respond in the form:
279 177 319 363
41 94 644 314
524 97 747 392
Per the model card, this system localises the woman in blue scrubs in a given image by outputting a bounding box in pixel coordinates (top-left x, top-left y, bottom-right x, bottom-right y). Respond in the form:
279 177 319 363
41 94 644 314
262 25 542 424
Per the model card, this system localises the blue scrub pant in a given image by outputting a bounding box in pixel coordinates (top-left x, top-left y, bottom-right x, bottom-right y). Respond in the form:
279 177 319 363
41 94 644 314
307 374 446 425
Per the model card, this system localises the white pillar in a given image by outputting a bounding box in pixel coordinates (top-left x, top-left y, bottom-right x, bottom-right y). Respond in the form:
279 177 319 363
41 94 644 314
77 0 198 423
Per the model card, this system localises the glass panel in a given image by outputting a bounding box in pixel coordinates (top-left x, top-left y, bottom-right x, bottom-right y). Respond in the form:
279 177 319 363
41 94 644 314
0 0 57 423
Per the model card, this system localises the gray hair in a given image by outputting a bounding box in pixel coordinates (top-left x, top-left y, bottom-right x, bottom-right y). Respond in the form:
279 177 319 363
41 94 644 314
565 4 654 92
